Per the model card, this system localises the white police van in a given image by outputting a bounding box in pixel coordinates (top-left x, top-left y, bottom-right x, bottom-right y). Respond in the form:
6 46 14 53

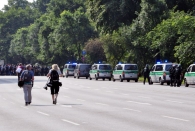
112 64 139 82
184 64 195 87
89 64 112 81
149 63 176 85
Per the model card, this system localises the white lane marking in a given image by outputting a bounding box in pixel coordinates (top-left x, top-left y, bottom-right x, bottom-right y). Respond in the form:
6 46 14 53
76 99 86 102
10 102 15 105
64 96 70 98
96 103 108 106
121 94 129 96
37 111 49 116
123 108 141 112
3 98 6 100
61 105 72 108
62 119 80 126
106 91 113 93
162 116 189 122
21 106 29 109
165 100 183 104
127 101 152 105
138 96 151 99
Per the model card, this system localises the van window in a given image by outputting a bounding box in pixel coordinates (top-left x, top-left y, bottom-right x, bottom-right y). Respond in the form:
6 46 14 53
80 65 91 70
165 65 172 71
155 65 163 71
151 66 155 71
92 65 97 70
191 66 195 72
68 65 76 69
125 65 138 70
187 66 192 72
117 65 122 70
99 65 111 70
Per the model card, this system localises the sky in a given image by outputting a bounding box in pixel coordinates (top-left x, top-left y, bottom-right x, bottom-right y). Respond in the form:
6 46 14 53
0 0 34 10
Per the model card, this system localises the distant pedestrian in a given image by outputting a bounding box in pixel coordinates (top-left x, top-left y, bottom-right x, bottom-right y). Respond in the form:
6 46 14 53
142 64 150 85
20 64 34 106
169 64 176 87
16 63 23 81
47 64 63 104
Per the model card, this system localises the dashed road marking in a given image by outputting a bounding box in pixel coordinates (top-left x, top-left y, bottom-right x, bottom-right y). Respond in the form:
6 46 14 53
165 100 183 104
123 108 141 112
138 96 151 99
37 111 49 116
62 119 80 126
61 105 72 108
95 103 108 106
127 101 151 105
162 115 189 122
21 106 29 109
121 94 129 96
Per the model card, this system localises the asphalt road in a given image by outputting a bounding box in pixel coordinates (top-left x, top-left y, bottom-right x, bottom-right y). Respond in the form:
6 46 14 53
0 76 195 131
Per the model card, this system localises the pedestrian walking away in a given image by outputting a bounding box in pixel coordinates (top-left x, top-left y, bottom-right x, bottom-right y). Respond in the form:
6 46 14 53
142 64 150 85
20 64 34 106
16 63 24 81
47 64 63 105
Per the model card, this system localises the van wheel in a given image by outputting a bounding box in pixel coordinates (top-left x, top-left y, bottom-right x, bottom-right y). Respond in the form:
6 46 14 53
113 77 115 82
127 79 130 82
95 75 98 80
167 82 170 85
103 78 105 81
74 75 76 78
77 74 79 79
109 78 111 81
89 75 92 80
184 79 189 87
86 77 88 79
135 79 138 82
159 78 163 85
120 76 123 82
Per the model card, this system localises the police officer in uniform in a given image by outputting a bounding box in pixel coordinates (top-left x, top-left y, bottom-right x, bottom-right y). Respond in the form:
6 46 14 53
169 64 176 87
174 64 182 87
143 64 150 85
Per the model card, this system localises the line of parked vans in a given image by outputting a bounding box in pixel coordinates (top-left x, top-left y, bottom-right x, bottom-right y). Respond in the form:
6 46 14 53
62 63 195 87
63 63 139 82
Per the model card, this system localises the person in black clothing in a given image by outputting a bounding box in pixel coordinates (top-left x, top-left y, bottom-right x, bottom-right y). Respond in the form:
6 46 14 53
174 64 182 87
169 64 176 87
143 64 150 85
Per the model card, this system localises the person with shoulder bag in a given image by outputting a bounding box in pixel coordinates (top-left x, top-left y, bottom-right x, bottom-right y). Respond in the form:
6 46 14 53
47 64 63 105
20 64 34 106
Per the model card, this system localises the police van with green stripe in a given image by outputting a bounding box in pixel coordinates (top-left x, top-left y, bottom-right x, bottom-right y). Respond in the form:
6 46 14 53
63 63 76 78
89 64 112 81
112 64 139 82
149 63 175 85
184 64 195 87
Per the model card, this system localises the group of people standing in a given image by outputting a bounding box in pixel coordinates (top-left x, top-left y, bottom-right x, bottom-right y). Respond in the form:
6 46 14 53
142 64 182 87
17 63 63 106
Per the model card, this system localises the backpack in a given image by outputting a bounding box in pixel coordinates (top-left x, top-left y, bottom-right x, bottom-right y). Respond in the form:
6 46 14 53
50 70 59 82
23 70 32 82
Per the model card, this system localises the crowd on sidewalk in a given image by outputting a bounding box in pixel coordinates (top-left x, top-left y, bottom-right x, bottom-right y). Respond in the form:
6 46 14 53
0 64 51 76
